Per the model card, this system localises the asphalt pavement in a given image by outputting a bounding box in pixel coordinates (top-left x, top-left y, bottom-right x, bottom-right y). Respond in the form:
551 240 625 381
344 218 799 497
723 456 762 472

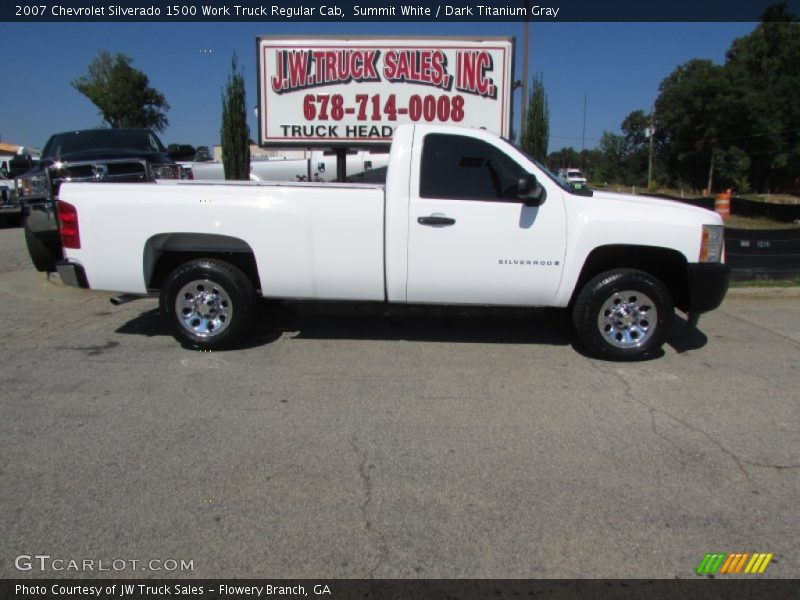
0 224 798 579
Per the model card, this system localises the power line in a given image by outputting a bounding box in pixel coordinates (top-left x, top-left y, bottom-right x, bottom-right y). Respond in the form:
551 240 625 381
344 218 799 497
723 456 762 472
551 135 602 142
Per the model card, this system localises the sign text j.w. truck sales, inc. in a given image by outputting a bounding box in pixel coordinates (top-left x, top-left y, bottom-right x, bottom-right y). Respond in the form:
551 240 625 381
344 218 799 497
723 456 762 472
258 37 513 146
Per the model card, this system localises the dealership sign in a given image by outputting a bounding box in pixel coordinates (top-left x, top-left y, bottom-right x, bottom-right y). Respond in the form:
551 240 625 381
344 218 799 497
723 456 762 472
257 36 514 146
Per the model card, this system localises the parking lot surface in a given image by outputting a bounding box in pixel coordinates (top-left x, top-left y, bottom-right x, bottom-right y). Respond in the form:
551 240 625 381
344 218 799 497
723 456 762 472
1 225 798 578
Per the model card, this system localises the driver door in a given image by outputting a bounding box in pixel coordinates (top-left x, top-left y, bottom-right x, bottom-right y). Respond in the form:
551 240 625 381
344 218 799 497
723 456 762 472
406 131 567 306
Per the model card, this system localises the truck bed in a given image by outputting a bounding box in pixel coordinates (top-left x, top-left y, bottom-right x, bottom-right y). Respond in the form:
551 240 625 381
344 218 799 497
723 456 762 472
58 180 387 300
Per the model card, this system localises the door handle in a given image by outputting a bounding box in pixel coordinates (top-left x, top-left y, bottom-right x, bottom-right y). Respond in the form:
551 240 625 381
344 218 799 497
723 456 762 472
418 215 456 226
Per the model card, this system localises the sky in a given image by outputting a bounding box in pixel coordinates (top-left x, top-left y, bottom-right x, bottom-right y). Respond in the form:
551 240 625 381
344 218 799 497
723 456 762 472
0 21 756 153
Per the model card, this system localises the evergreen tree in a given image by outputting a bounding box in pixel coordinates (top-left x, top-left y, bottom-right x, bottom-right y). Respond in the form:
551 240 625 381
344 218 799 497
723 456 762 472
520 75 549 162
220 54 251 181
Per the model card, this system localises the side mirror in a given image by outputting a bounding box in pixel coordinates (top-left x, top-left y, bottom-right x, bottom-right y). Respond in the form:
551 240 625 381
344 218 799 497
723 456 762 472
517 174 545 206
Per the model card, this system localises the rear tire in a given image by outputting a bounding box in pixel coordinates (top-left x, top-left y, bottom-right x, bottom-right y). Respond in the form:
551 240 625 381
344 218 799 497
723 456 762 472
160 258 256 350
572 268 673 361
24 223 60 272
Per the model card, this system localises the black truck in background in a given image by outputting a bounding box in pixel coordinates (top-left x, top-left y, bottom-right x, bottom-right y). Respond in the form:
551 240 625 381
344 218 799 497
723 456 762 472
16 128 181 272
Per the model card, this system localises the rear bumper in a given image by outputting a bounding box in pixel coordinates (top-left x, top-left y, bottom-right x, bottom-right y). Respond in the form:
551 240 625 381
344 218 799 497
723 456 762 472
55 259 89 289
686 263 730 313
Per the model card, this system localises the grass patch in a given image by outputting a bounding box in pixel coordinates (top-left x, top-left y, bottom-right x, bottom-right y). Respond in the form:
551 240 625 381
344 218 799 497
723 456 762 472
740 193 800 205
587 184 800 229
590 185 800 206
590 183 705 197
730 277 800 287
724 214 800 230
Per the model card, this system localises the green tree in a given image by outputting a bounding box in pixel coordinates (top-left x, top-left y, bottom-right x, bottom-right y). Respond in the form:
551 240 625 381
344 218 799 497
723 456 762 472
619 110 652 186
520 75 549 162
547 146 580 171
220 53 250 181
654 59 732 190
593 132 627 183
547 146 602 182
652 4 800 192
723 3 800 191
716 146 752 192
72 51 169 132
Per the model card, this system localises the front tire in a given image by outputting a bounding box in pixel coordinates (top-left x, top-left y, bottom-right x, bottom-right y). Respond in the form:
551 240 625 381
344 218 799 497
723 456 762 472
160 259 256 350
572 268 673 361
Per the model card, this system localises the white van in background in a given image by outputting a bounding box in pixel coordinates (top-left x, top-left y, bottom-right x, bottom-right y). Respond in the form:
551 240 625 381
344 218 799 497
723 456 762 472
557 168 588 187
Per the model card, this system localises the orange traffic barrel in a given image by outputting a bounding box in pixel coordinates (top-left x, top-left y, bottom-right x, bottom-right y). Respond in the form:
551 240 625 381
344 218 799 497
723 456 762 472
715 188 731 218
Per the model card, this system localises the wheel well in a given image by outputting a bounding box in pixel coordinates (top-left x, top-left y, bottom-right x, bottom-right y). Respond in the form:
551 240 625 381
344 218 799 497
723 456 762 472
144 233 262 293
571 245 690 311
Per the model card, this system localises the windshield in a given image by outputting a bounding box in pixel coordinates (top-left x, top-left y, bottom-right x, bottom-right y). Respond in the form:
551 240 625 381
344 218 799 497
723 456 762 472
42 130 166 158
497 137 575 193
567 170 585 178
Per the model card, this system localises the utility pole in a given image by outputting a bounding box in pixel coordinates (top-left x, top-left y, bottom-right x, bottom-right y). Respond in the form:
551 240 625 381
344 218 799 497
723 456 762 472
519 5 530 140
707 151 715 197
581 92 587 169
647 107 655 189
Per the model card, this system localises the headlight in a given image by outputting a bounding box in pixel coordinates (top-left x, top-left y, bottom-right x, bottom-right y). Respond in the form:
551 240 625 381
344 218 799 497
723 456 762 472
17 173 49 199
699 224 724 263
152 164 181 179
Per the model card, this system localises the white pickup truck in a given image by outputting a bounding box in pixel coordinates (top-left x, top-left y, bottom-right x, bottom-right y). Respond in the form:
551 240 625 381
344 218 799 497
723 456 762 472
54 124 729 360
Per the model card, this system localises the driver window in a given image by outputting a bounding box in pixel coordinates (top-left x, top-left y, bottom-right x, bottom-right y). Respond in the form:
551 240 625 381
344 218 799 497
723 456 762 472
420 133 525 201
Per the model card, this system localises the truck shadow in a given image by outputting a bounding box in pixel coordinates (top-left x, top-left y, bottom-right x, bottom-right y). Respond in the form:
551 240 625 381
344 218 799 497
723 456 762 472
115 301 708 353
265 301 574 345
569 313 709 361
116 300 574 347
667 314 709 354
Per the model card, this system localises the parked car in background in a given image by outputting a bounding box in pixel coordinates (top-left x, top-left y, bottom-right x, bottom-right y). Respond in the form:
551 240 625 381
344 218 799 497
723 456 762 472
558 168 588 188
16 128 181 272
346 165 388 184
0 173 21 226
2 154 38 180
167 144 198 162
194 147 213 162
0 157 12 178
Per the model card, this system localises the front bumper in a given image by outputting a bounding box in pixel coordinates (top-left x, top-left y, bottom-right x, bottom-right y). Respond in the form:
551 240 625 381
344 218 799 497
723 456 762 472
1 188 21 215
55 259 89 289
0 203 21 215
686 263 731 313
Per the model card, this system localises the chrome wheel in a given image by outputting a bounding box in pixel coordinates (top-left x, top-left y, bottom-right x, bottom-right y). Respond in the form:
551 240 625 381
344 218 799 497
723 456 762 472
175 279 233 338
596 290 657 349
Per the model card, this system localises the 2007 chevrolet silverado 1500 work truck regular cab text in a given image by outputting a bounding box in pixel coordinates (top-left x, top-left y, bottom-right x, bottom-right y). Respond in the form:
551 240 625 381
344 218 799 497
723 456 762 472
54 124 730 360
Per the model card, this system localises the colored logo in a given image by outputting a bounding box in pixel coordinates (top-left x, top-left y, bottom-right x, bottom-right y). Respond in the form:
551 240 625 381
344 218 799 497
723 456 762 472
696 552 773 575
